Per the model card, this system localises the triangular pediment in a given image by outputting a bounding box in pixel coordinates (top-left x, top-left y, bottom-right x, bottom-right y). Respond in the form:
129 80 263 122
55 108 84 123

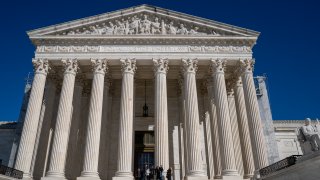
27 4 259 38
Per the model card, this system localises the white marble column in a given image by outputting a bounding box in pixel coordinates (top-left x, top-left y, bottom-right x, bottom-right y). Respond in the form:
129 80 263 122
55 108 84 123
210 59 240 179
233 76 255 178
42 59 78 180
240 59 269 170
227 87 244 176
181 59 207 180
15 59 49 179
65 75 83 179
78 59 108 180
206 80 222 179
153 59 170 170
31 77 57 178
113 59 136 180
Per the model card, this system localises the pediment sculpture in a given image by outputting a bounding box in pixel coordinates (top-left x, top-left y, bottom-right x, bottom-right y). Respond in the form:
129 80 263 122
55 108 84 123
297 118 320 155
58 14 221 36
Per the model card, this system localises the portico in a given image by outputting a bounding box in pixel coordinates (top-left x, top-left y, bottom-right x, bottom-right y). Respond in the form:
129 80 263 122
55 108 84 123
14 4 268 180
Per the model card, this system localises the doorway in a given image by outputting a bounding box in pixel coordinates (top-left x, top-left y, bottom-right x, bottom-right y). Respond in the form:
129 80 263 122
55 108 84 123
134 131 155 178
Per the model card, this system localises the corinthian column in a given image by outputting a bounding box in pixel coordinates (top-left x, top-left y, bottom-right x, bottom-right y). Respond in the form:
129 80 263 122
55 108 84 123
226 87 244 176
181 59 207 180
233 76 255 178
210 59 240 179
153 59 170 170
113 59 136 180
42 59 78 180
206 80 222 179
78 59 108 180
15 59 49 179
240 59 268 170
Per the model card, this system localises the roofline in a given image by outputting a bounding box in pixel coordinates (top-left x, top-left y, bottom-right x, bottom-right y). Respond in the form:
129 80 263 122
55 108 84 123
27 4 260 37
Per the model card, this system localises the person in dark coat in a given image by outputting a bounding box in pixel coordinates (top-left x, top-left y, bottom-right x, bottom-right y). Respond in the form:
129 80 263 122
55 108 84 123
156 166 161 180
159 165 164 180
166 167 172 180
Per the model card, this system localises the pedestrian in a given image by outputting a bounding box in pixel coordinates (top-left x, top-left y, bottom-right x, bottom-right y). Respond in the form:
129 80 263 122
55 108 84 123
145 166 151 180
156 166 161 180
159 165 164 180
166 167 172 180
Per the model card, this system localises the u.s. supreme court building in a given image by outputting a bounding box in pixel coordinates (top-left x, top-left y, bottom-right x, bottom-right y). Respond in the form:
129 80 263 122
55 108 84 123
13 4 270 180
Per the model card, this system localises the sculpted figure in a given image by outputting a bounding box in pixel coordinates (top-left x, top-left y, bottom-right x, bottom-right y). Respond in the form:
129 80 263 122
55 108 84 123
103 22 115 35
167 21 177 34
129 16 140 34
177 24 188 35
115 20 125 35
301 118 320 151
89 25 100 35
82 27 91 34
151 17 161 34
189 27 199 35
140 14 151 34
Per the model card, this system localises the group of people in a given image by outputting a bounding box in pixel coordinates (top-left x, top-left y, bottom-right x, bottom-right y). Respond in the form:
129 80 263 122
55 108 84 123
136 165 172 180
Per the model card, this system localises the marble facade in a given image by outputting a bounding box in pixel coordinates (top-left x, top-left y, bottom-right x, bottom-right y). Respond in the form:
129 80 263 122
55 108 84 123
12 4 269 180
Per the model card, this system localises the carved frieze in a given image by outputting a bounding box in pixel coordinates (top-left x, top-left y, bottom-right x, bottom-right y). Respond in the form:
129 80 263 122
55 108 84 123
36 45 252 53
53 13 222 36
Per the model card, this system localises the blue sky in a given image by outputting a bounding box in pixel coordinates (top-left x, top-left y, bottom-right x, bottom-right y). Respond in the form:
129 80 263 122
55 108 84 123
0 0 319 121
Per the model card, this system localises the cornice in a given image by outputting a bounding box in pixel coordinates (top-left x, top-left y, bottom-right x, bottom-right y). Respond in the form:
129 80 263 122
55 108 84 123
30 36 257 47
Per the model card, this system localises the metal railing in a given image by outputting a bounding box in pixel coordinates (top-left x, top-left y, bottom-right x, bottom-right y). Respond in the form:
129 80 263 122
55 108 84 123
0 165 23 179
259 155 302 178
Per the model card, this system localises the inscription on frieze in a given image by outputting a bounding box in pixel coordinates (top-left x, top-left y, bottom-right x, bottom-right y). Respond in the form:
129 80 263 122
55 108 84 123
37 45 251 53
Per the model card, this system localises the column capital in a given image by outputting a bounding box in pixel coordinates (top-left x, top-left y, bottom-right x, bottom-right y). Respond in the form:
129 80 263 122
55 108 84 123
181 58 198 74
240 58 255 74
91 58 108 75
32 58 50 75
62 58 79 75
153 58 169 74
120 58 136 74
210 59 226 75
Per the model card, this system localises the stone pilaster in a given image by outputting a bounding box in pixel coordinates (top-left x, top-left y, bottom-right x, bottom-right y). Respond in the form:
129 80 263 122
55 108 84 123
43 59 78 180
210 59 240 179
153 58 170 170
15 59 49 179
113 59 136 180
181 59 207 180
206 79 222 179
240 59 269 170
226 86 244 176
78 59 108 180
233 76 255 178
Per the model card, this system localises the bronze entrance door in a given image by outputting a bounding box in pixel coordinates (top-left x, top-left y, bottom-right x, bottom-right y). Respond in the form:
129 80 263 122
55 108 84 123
134 131 155 179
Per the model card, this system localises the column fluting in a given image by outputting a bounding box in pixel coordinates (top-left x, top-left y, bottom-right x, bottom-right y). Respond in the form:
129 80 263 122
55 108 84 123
79 59 108 179
210 59 239 177
113 59 136 180
153 59 170 170
206 80 222 179
227 87 244 176
15 59 49 179
240 59 269 170
43 59 78 179
233 76 255 178
181 59 207 180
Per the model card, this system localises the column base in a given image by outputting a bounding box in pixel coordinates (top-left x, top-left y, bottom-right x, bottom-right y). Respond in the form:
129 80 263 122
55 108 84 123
185 176 208 180
41 177 66 180
77 177 100 180
112 177 134 180
221 175 242 180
